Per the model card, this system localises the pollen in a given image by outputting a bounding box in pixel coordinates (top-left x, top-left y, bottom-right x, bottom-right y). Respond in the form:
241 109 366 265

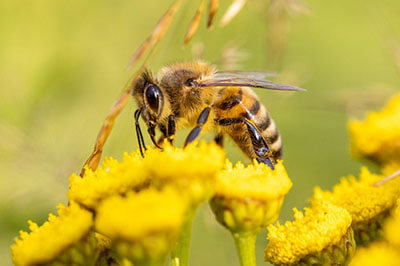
349 93 400 166
11 203 93 266
264 202 353 265
68 151 148 209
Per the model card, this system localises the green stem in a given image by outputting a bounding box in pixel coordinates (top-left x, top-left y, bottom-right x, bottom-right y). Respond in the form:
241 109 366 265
171 207 197 266
233 232 257 266
133 257 166 266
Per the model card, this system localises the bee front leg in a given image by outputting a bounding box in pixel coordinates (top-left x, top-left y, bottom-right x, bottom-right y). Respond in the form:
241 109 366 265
167 115 176 144
157 115 175 146
157 124 167 146
243 118 275 170
184 107 211 147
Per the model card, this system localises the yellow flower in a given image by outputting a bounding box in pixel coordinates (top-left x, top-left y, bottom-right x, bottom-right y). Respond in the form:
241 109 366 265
142 141 225 205
384 199 400 248
11 203 96 266
95 187 188 264
68 151 148 209
349 93 400 166
265 202 354 265
350 242 400 266
311 167 399 245
210 160 292 234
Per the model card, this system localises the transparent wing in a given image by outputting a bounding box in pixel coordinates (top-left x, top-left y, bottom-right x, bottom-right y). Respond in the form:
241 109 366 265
215 70 277 80
199 73 306 92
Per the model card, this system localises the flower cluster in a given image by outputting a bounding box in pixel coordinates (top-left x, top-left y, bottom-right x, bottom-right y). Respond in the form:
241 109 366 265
264 92 400 265
350 200 400 266
312 167 399 245
12 142 226 266
349 93 400 167
11 91 400 266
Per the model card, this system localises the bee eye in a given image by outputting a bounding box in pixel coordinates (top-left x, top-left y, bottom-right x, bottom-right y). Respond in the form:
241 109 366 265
144 84 162 113
185 79 197 87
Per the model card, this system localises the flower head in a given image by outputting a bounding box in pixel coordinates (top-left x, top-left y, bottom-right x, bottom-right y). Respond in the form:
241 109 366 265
11 203 95 266
95 187 188 264
350 243 400 266
311 167 399 245
384 199 400 248
349 93 400 165
143 141 225 205
210 160 292 234
68 151 148 209
265 201 354 265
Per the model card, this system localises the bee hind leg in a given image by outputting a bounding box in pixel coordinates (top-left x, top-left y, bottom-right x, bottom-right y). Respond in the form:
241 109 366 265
184 107 211 147
243 118 275 170
214 133 224 147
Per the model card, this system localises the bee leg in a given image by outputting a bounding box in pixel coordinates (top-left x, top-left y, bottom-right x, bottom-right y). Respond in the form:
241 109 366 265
157 124 167 145
184 107 211 147
167 115 176 144
147 123 163 150
243 118 275 170
214 133 224 147
134 109 147 158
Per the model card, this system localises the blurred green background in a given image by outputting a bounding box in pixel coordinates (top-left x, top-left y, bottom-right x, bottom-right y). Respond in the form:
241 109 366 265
1 0 400 265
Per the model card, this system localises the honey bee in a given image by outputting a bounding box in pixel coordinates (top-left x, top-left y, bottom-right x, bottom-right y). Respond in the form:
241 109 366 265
132 61 304 169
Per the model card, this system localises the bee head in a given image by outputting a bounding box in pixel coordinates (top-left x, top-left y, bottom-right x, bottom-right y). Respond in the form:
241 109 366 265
158 61 215 91
132 70 166 125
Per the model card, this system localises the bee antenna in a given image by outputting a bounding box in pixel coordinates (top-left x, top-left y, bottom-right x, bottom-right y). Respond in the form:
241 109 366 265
134 109 147 157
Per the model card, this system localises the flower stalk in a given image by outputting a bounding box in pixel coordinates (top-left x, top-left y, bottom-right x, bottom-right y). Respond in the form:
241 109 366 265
172 207 197 266
233 232 257 266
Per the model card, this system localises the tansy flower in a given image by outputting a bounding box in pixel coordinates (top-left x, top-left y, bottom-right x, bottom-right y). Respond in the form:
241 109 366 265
211 160 292 234
210 160 292 266
68 151 148 209
142 141 225 205
95 187 188 266
350 242 400 266
311 167 399 245
11 203 97 266
349 93 400 166
384 199 400 248
265 202 355 265
141 142 223 266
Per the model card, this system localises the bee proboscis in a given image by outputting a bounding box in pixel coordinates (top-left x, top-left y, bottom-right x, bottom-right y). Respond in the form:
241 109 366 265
132 61 305 169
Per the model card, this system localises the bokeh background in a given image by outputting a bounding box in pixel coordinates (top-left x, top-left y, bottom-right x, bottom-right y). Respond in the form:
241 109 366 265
1 0 400 265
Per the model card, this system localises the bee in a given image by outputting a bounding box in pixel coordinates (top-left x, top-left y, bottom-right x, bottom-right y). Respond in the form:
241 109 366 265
132 61 304 169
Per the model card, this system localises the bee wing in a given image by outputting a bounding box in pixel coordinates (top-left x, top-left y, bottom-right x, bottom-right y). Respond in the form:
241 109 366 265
199 75 306 92
215 70 278 80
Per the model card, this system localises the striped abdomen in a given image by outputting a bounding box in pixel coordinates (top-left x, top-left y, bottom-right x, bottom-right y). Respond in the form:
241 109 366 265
213 87 283 162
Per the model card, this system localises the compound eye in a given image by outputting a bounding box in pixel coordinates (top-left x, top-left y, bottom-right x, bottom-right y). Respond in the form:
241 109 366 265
144 84 162 114
185 79 197 87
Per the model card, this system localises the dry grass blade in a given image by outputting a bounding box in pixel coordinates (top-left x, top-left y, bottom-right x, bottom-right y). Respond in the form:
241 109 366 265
184 0 206 45
220 0 246 27
374 170 400 187
80 90 131 176
207 0 219 28
126 0 182 69
80 0 179 176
